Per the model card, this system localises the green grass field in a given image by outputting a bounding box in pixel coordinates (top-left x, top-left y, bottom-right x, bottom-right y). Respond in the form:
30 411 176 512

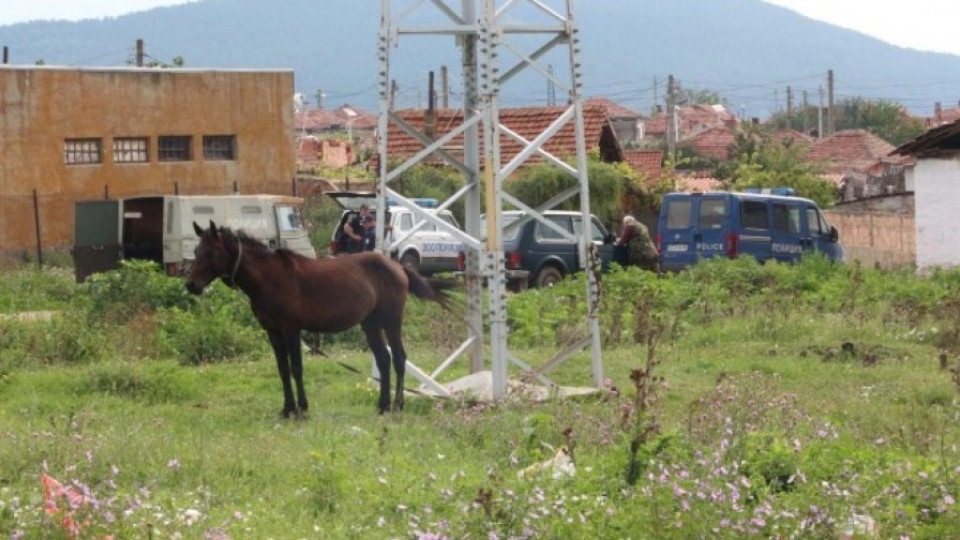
1 259 959 538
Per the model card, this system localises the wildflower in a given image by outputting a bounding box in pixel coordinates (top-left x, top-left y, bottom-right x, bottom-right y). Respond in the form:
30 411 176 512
167 459 181 470
377 516 387 527
181 508 202 526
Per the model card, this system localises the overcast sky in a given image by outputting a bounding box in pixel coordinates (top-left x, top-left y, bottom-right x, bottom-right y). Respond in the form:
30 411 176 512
1 1 959 56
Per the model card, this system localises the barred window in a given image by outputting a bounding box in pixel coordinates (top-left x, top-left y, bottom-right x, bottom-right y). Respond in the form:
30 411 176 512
203 135 236 160
64 138 102 165
113 137 149 163
159 135 192 161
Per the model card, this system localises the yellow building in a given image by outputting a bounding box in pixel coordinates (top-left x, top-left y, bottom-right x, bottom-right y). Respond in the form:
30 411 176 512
0 65 295 256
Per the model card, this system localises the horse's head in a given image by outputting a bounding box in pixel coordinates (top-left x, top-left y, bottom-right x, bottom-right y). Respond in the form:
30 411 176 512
185 220 234 294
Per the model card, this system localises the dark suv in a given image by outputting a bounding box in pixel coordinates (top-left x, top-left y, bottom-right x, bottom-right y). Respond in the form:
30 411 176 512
484 210 616 289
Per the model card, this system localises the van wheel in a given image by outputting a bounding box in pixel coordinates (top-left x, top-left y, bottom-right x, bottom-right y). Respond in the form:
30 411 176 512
533 266 563 288
400 252 421 273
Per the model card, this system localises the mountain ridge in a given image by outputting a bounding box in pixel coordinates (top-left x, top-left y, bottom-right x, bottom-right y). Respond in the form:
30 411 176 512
2 0 958 118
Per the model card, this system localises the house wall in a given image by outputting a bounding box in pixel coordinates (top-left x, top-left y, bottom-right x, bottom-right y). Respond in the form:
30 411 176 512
0 66 295 255
914 158 960 271
824 193 915 269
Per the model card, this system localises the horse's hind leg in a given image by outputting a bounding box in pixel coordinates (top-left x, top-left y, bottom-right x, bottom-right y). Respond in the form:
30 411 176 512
384 327 407 412
267 331 297 418
361 321 391 414
285 330 309 416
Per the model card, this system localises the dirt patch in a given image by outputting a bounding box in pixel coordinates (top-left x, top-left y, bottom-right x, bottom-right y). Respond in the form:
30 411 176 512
0 311 57 322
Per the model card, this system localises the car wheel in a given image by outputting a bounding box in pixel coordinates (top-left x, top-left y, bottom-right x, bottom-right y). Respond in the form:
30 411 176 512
533 266 563 288
400 252 421 273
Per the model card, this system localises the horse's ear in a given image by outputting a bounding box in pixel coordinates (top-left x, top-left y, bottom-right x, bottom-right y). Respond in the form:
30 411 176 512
209 220 219 238
193 221 204 237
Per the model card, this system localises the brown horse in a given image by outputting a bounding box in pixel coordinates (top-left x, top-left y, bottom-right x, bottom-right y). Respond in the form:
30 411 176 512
185 220 454 417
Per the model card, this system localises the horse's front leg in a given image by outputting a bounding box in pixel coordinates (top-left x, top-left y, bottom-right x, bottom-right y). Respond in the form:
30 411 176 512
285 330 309 416
268 331 297 418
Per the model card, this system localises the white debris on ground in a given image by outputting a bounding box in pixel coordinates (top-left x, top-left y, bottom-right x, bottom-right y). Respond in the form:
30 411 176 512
517 445 576 479
415 370 601 403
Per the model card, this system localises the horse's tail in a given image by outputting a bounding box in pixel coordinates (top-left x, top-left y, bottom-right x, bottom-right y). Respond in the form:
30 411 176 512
402 266 458 311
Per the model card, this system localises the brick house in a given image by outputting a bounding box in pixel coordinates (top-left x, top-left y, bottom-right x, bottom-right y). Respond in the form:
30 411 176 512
0 65 295 257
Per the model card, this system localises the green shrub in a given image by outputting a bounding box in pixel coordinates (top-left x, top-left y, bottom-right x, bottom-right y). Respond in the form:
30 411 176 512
84 260 196 322
0 310 110 368
158 304 267 365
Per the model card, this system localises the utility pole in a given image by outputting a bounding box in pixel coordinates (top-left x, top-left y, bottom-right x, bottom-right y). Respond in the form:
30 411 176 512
827 69 835 136
440 65 449 108
786 86 793 129
666 74 676 161
546 64 556 106
652 75 658 114
802 90 809 134
818 85 824 139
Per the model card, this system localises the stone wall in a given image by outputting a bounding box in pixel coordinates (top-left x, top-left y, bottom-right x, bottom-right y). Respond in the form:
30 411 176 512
824 193 915 269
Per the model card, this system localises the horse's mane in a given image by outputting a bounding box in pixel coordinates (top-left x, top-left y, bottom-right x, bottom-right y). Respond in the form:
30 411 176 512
219 227 304 262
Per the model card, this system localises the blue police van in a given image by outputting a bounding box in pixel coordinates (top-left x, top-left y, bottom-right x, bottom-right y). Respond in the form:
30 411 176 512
656 190 843 272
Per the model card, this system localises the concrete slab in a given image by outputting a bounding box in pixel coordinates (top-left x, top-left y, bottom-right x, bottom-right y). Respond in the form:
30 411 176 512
414 370 600 403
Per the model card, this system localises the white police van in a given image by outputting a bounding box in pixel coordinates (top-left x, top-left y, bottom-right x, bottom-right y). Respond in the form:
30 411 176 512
327 191 463 276
73 194 315 282
656 189 843 272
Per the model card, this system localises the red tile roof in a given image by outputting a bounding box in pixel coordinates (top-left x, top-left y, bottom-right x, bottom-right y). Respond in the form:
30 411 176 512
806 129 896 173
768 129 815 147
585 97 641 119
643 104 738 138
623 150 663 186
383 103 619 166
682 126 737 160
676 172 723 193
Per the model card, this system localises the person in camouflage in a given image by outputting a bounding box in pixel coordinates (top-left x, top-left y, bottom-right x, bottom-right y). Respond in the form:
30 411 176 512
616 215 660 272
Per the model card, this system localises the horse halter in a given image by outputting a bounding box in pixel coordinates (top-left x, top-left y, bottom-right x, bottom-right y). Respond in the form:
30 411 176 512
225 239 243 288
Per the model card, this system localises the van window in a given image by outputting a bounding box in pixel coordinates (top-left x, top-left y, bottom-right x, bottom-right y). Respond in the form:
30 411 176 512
741 201 769 230
698 199 727 229
807 207 828 235
193 206 214 215
665 200 692 229
166 200 175 234
773 203 801 233
275 206 304 231
241 206 262 214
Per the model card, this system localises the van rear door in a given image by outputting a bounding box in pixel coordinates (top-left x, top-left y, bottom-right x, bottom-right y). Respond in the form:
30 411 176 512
693 195 730 262
73 200 122 282
658 195 698 271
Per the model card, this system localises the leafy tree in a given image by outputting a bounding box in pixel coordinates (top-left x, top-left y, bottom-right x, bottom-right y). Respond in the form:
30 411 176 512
768 96 924 146
503 155 630 226
725 138 836 207
833 97 925 146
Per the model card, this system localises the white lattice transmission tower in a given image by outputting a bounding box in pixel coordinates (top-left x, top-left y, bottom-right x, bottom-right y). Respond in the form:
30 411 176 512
376 0 603 398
